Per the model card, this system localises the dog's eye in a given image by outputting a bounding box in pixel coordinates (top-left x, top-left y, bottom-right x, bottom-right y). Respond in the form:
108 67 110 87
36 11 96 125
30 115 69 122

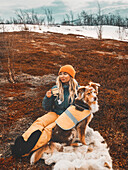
87 93 90 95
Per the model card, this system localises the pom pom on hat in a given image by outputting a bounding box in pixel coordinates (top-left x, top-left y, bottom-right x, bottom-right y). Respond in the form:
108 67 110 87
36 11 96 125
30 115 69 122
59 65 76 78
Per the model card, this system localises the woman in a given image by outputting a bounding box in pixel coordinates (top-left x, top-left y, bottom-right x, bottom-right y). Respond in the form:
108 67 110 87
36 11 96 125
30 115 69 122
11 65 78 157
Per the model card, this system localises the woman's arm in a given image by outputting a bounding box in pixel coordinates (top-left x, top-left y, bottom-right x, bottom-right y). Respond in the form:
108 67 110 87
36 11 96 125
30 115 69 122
42 95 54 111
42 86 57 111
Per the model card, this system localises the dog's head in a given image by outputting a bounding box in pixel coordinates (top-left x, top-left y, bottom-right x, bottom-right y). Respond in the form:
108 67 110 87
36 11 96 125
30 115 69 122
77 81 100 105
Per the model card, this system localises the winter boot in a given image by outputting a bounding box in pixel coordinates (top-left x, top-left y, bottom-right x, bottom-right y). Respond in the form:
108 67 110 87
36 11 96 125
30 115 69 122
11 130 41 157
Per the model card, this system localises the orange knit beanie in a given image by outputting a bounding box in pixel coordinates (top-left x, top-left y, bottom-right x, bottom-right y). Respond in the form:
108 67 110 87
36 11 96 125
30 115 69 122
58 65 76 78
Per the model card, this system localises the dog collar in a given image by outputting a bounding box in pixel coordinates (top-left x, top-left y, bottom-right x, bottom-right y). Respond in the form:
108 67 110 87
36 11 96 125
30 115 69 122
74 103 90 111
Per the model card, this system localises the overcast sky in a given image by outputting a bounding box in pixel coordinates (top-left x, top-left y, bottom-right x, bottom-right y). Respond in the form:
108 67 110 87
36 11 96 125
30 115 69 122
0 0 128 22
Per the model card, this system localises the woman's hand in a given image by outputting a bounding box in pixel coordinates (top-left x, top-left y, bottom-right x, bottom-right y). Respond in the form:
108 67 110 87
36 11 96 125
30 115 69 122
46 89 52 98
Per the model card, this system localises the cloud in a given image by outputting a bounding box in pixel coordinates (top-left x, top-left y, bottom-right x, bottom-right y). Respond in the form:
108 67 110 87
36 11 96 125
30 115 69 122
61 0 127 11
1 0 127 11
0 0 127 20
0 0 55 19
0 0 55 9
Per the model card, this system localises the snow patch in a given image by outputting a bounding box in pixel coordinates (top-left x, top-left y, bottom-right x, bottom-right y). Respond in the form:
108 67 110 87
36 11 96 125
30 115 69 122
0 24 128 42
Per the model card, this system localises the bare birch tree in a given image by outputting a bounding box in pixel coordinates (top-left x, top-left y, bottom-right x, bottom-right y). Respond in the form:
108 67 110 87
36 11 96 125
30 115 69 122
96 1 103 40
44 8 55 25
1 26 15 83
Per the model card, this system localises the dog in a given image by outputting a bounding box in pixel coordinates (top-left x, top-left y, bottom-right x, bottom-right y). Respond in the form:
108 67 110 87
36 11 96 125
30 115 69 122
30 81 100 164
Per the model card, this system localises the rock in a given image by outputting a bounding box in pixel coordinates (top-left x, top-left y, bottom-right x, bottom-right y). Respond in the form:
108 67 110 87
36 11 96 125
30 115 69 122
16 73 57 86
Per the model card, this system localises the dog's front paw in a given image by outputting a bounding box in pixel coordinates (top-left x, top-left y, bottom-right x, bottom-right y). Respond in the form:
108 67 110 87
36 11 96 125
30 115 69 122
81 137 87 145
82 141 87 145
70 142 83 147
77 143 83 146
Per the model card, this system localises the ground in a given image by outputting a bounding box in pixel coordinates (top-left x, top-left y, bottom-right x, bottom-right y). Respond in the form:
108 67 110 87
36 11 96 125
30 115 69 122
0 30 127 170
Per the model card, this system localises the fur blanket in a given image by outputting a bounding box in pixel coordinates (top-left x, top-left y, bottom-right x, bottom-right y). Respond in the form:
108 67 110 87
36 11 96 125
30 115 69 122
39 126 113 170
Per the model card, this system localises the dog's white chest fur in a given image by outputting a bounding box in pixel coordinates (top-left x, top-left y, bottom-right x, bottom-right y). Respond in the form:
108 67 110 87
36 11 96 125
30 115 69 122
90 101 99 113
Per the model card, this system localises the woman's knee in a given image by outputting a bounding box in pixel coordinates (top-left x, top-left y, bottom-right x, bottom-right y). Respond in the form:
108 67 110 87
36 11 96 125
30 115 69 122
36 112 58 126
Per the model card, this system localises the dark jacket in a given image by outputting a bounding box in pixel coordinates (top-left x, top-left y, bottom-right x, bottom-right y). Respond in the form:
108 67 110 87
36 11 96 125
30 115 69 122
42 84 78 115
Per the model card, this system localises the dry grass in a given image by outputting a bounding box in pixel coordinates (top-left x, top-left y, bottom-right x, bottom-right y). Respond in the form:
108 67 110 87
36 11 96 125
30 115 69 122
0 31 127 170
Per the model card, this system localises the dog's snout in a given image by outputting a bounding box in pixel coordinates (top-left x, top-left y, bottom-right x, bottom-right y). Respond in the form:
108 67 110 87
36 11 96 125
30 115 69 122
94 97 97 101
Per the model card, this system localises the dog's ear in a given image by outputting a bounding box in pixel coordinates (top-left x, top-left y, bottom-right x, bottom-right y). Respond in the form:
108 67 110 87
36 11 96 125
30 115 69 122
77 86 86 99
89 82 100 94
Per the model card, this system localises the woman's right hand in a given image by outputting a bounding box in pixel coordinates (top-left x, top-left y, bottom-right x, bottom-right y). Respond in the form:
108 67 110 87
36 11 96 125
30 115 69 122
46 89 52 98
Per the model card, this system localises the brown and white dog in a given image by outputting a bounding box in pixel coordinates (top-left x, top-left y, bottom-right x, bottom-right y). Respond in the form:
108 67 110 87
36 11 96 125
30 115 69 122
30 82 100 164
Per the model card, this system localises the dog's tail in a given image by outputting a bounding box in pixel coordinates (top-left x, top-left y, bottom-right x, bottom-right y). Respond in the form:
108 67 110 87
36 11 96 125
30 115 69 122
30 144 51 164
30 142 61 164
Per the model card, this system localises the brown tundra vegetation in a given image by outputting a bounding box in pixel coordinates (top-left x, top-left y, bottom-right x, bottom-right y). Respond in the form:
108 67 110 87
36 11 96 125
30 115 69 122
0 30 127 170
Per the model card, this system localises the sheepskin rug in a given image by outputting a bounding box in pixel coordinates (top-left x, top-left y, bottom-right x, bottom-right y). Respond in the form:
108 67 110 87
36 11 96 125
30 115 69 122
40 126 113 170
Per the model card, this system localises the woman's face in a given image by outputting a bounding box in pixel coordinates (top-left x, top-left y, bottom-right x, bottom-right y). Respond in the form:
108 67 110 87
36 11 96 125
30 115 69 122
59 72 71 83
